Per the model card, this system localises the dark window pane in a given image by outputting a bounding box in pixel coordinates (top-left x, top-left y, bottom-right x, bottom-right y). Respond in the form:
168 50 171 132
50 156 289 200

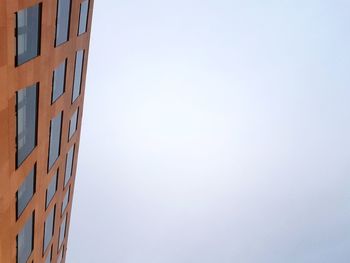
58 214 67 248
17 212 34 263
78 0 89 35
43 206 55 253
46 171 58 208
68 108 78 140
48 112 63 170
55 0 71 46
61 187 70 215
64 145 75 187
52 60 67 102
16 84 38 167
71 50 84 102
16 4 41 65
16 166 36 218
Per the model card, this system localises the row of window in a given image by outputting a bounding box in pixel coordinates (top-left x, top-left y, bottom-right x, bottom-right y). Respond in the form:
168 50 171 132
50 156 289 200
48 109 79 172
51 49 85 105
16 49 83 169
45 242 65 263
16 132 75 262
16 147 74 261
16 0 89 66
17 210 68 263
16 156 73 219
16 160 73 263
16 132 76 218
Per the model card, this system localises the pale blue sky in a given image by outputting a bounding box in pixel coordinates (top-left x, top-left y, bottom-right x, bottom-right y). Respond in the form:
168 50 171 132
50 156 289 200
67 1 350 262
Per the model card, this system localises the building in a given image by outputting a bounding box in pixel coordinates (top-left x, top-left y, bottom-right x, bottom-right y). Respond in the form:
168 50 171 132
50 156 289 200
0 0 93 262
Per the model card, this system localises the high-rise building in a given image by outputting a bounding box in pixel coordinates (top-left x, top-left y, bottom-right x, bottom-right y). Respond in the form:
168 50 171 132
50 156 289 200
0 0 93 262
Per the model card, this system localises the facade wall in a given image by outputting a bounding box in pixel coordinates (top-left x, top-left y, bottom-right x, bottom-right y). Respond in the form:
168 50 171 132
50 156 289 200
0 0 93 262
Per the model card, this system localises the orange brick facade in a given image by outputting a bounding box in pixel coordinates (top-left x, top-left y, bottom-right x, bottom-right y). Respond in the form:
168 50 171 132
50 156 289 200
0 0 93 262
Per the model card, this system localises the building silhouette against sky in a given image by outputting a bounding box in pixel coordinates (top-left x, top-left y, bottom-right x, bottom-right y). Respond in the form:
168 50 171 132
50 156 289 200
0 0 93 262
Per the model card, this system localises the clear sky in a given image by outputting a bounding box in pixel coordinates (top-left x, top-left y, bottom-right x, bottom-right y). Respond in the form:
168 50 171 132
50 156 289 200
67 0 350 262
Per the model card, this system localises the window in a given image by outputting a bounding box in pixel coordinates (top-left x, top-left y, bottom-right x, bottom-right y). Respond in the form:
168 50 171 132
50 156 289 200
46 170 58 208
43 206 56 253
17 212 34 263
78 0 89 35
61 187 70 215
57 245 64 263
45 245 52 263
48 112 63 170
71 50 84 102
15 4 41 66
52 60 67 103
68 108 79 140
55 0 71 46
64 145 74 187
16 84 38 168
16 166 36 218
58 214 67 248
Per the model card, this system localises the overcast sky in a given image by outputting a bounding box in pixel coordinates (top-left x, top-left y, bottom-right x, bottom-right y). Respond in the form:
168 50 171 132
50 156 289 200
67 1 350 262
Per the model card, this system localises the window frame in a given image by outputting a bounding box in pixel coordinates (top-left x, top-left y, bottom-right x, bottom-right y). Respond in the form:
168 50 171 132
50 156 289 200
77 0 89 36
43 205 56 254
68 108 79 140
45 170 58 209
16 164 36 220
16 83 39 168
61 186 70 215
71 50 85 103
51 59 67 103
16 211 35 263
55 0 72 47
47 111 63 171
64 145 75 187
15 3 42 66
45 245 53 263
58 213 68 249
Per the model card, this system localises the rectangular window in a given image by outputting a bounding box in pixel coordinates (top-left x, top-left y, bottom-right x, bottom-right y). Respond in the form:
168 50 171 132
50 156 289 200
55 0 71 46
45 245 52 263
48 112 63 170
17 212 34 263
52 60 67 103
71 50 84 102
68 108 79 140
43 206 56 253
46 170 58 209
64 145 75 187
16 166 36 218
16 84 38 168
16 4 41 66
78 0 89 35
61 187 70 215
58 214 67 249
57 245 64 263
